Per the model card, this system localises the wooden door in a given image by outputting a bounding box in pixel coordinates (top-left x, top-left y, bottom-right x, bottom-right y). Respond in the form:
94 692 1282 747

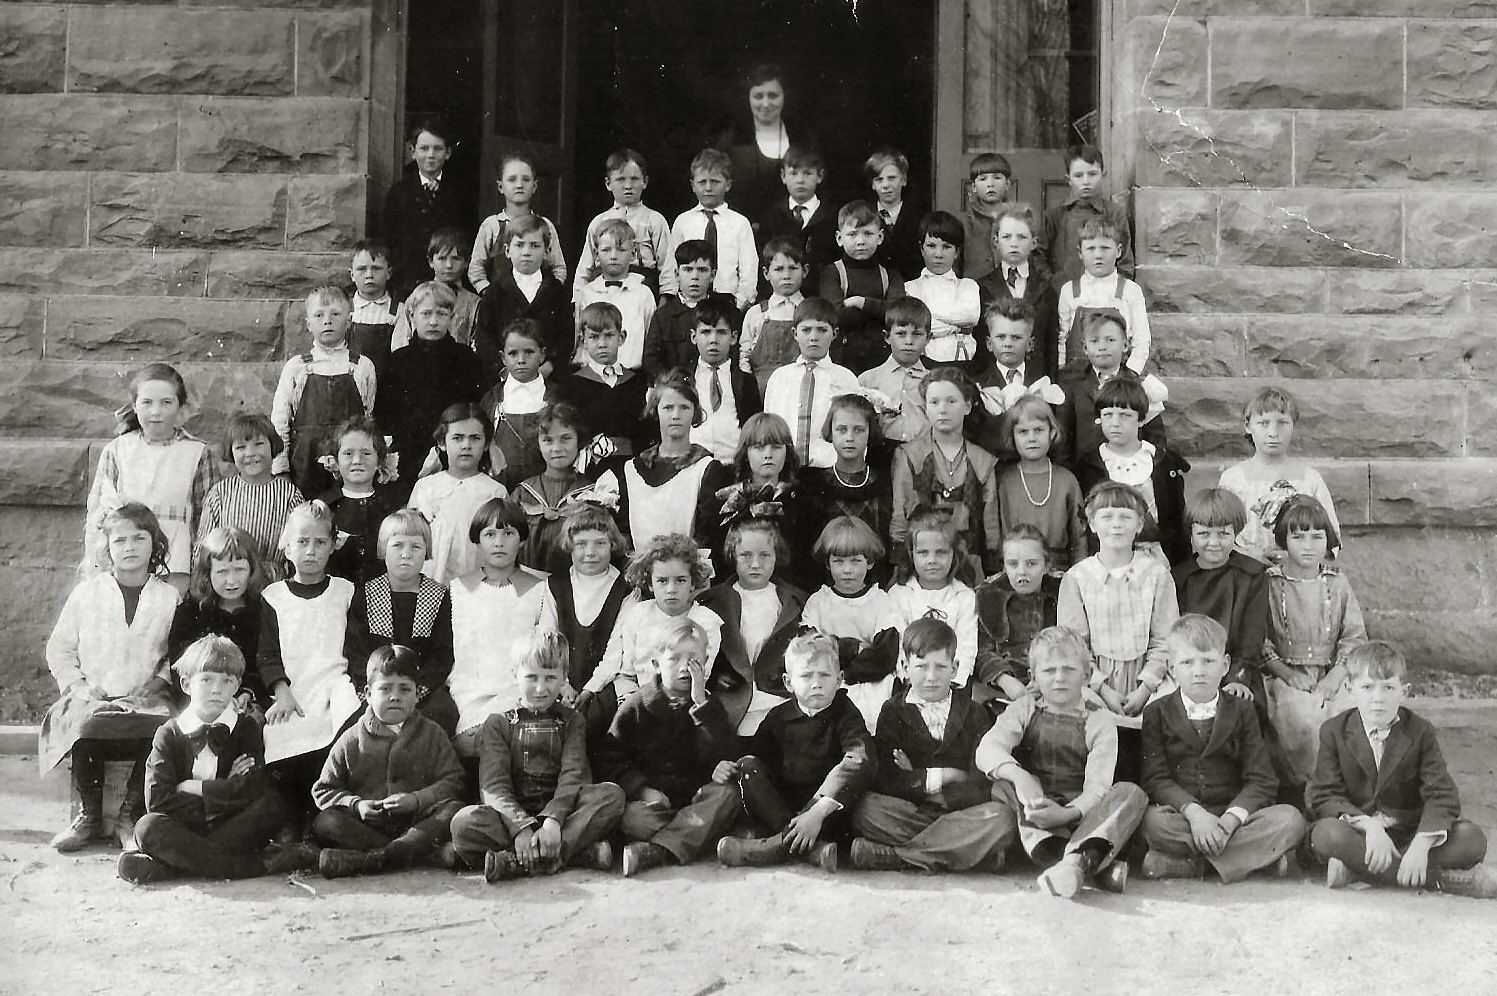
481 0 580 239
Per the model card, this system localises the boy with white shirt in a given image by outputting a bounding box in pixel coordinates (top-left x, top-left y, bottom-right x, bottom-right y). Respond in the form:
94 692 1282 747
575 219 656 371
1057 216 1151 375
670 148 757 311
574 148 674 298
762 298 860 469
688 298 762 463
904 211 981 367
118 636 320 884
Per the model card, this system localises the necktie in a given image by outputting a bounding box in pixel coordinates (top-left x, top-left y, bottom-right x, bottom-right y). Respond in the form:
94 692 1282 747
709 365 724 412
1007 266 1019 289
604 280 623 288
602 365 617 386
703 209 718 247
796 359 816 463
1367 726 1392 766
880 208 893 225
1006 368 1020 385
793 205 807 228
187 723 231 756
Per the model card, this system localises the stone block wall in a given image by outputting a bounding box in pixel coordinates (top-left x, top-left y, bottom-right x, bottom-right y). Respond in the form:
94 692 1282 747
0 1 372 722
1115 0 1497 675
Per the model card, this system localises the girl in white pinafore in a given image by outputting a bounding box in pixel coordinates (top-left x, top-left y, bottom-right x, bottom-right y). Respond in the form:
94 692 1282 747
610 370 731 551
258 502 361 828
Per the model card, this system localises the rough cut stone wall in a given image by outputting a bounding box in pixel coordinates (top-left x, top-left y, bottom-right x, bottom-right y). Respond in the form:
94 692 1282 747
0 1 371 721
1116 0 1497 675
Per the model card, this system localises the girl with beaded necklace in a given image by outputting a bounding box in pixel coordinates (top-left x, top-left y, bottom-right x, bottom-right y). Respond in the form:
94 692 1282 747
995 395 1087 569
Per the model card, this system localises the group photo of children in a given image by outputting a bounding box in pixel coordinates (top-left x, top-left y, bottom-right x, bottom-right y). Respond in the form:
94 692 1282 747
38 54 1495 908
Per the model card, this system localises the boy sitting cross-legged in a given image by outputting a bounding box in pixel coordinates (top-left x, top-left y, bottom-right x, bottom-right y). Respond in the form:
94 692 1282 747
1139 614 1306 883
1307 641 1496 898
717 628 875 872
977 626 1146 898
311 645 466 878
118 636 320 884
596 618 744 877
449 631 626 882
848 618 1010 873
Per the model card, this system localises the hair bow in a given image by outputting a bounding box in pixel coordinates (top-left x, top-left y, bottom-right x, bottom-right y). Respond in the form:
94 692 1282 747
1257 481 1304 535
316 451 399 485
847 386 900 417
694 546 716 584
977 376 1067 417
568 472 621 513
575 433 617 474
716 481 789 528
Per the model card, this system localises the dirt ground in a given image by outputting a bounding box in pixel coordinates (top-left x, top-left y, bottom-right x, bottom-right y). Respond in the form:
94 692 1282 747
5 699 1497 996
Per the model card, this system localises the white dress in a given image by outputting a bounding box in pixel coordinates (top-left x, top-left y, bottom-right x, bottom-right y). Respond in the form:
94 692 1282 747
803 584 900 731
448 571 548 735
260 577 361 763
889 578 978 687
408 471 508 585
623 457 713 544
1218 460 1340 563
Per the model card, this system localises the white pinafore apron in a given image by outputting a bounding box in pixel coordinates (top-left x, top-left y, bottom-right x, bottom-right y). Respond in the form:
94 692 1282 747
624 456 712 544
261 578 361 763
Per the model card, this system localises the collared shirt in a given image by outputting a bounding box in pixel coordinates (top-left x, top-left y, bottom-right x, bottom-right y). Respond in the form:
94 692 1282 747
1057 553 1178 691
762 355 860 469
576 273 655 369
1362 715 1399 768
420 171 442 192
904 269 980 360
469 210 568 291
1057 271 1151 374
739 292 805 372
178 706 240 781
512 268 543 303
585 358 622 386
858 357 930 443
1182 693 1219 722
1002 261 1029 298
789 195 821 226
691 359 741 463
1099 441 1158 516
351 293 395 326
879 201 903 226
501 375 547 415
574 202 675 296
995 361 1026 385
912 694 952 741
670 204 758 309
736 583 782 664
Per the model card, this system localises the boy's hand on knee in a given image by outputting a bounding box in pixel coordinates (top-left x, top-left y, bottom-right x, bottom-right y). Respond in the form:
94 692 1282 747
515 827 538 869
1396 837 1432 889
1024 799 1075 831
356 799 383 821
1006 769 1046 810
380 793 418 817
536 818 562 861
1185 804 1228 856
711 760 740 784
1363 822 1398 875
784 806 830 854
1223 682 1253 700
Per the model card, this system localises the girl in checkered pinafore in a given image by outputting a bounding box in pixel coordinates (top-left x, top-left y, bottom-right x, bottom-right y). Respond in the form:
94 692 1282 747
86 364 220 588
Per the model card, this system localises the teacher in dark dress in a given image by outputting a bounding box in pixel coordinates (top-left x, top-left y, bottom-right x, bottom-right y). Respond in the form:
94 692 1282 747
714 64 818 234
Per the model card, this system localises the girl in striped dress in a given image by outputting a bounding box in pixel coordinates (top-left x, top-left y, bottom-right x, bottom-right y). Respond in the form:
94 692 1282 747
197 411 305 574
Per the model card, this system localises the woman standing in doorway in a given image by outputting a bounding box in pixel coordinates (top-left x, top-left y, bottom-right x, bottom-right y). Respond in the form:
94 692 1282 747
715 64 818 232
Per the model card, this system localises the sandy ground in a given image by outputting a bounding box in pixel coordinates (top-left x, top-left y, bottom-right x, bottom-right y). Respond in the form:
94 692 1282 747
5 699 1497 996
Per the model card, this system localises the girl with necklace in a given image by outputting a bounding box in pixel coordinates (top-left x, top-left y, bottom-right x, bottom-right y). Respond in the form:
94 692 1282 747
994 395 1087 569
804 394 894 586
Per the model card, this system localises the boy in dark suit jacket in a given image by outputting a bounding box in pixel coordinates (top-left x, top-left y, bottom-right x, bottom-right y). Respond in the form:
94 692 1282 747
684 297 762 464
595 618 743 877
848 619 1009 872
471 215 572 387
976 205 1060 380
311 647 466 878
379 118 474 303
971 298 1048 455
716 629 875 871
642 240 740 378
555 302 653 459
759 146 839 296
118 637 319 884
1307 641 1495 898
1055 309 1165 468
1140 615 1306 883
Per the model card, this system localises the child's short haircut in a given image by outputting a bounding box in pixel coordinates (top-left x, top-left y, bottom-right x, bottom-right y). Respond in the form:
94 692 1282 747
367 644 422 684
969 152 1012 180
653 616 707 660
690 147 733 181
733 412 799 483
983 297 1035 332
175 635 246 681
351 240 391 265
406 280 457 313
1002 521 1049 555
783 628 840 674
1185 487 1248 532
902 616 958 660
1168 613 1228 654
792 297 837 328
220 410 283 463
1272 493 1341 554
605 147 648 176
723 517 789 570
864 147 909 181
1094 376 1150 420
307 285 351 311
1078 216 1123 247
427 227 468 259
190 526 266 608
1243 385 1301 424
561 503 626 553
918 365 978 406
905 508 966 569
536 401 587 441
1080 307 1129 341
1345 641 1408 683
502 316 549 354
578 301 623 336
1083 480 1149 519
998 395 1064 454
675 238 716 269
885 296 932 331
328 413 388 465
1063 143 1105 172
918 210 965 248
497 149 538 178
624 532 711 593
837 200 881 230
819 392 884 448
377 507 431 559
407 115 452 146
1027 625 1090 671
279 499 336 551
761 235 807 269
783 145 824 172
507 213 551 247
517 630 569 673
692 298 737 333
590 217 635 251
813 515 885 564
469 496 530 544
994 203 1037 233
642 368 702 426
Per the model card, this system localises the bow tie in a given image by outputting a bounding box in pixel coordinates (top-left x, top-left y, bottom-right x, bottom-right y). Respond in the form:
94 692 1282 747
604 280 624 288
187 723 231 756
